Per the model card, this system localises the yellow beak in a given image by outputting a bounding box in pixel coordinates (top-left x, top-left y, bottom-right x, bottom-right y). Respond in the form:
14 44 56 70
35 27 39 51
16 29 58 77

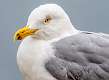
14 26 39 41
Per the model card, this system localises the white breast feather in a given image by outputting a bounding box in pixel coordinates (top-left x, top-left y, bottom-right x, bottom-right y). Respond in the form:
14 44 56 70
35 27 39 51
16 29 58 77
17 37 57 80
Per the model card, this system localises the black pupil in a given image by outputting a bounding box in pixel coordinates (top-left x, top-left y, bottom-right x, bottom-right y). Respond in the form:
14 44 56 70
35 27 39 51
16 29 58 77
45 19 49 22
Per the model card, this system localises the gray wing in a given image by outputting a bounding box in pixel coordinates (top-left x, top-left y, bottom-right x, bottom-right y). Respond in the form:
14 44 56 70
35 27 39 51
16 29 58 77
45 31 109 80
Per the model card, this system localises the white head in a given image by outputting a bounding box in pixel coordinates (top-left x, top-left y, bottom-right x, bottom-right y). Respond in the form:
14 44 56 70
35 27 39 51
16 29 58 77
14 4 78 41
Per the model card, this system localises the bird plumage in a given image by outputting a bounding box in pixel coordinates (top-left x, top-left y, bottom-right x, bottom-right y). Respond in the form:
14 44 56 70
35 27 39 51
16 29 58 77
16 4 109 80
46 31 109 80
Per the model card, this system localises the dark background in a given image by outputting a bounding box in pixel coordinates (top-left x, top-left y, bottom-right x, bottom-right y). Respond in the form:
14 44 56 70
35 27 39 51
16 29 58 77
0 0 109 80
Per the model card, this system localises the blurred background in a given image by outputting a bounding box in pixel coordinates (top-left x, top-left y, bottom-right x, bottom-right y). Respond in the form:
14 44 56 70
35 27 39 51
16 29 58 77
0 0 109 80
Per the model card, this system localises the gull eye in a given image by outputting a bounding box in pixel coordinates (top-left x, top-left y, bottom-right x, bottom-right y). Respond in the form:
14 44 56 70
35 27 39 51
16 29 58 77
43 16 52 24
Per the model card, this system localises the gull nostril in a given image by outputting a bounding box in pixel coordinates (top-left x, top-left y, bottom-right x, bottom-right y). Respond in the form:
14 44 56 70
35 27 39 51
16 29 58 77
16 33 19 36
17 36 22 40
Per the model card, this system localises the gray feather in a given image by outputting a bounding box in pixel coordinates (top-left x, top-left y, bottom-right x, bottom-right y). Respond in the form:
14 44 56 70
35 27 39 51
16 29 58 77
45 31 109 80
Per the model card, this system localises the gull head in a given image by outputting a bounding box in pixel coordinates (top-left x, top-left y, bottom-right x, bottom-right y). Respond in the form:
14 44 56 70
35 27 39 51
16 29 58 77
14 4 77 41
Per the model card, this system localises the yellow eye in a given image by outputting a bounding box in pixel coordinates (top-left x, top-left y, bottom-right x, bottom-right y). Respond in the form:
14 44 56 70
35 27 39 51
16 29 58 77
43 16 52 24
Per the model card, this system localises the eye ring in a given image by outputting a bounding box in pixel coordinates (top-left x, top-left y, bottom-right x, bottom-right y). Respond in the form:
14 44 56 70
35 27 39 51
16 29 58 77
43 16 52 24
